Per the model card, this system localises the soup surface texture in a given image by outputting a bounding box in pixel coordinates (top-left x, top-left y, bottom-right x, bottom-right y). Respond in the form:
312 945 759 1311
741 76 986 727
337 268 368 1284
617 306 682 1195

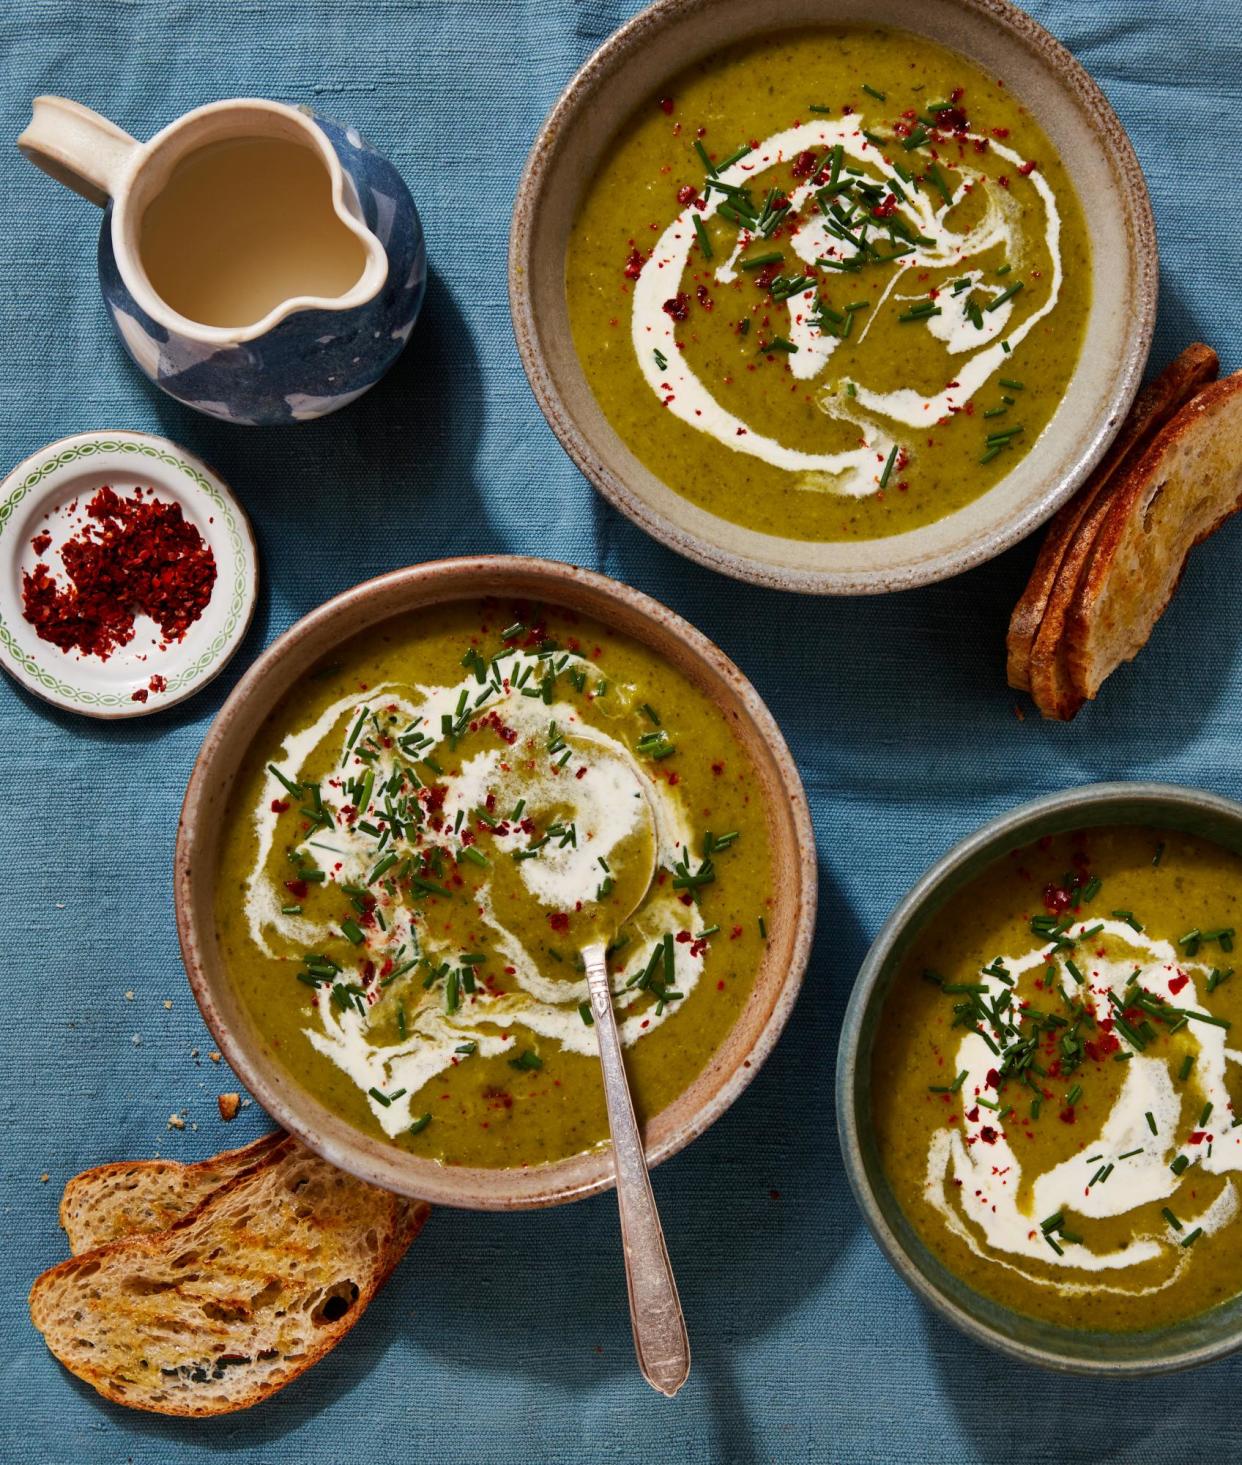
566 26 1091 541
216 600 772 1168
874 826 1242 1332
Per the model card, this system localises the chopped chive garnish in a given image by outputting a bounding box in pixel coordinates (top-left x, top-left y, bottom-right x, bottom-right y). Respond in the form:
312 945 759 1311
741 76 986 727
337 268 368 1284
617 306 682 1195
1171 1154 1191 1175
861 83 887 101
281 904 302 916
268 764 302 796
579 1001 594 1026
998 377 1025 391
341 918 365 945
740 251 784 271
1181 1227 1203 1248
1179 1054 1194 1081
1118 1148 1144 1160
759 916 768 940
455 1041 477 1056
408 1113 432 1135
1111 909 1143 932
509 1048 543 1072
1146 1111 1158 1135
368 1087 393 1107
986 282 1024 312
878 443 899 489
692 212 712 259
1162 1207 1183 1231
1200 1101 1214 1126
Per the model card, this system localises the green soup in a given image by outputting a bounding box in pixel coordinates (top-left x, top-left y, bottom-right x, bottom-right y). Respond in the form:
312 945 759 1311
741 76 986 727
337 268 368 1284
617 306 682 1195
566 26 1091 541
216 600 772 1169
874 826 1242 1332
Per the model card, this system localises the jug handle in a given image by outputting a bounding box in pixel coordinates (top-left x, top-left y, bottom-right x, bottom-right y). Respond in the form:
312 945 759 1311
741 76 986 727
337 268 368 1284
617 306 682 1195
18 96 138 206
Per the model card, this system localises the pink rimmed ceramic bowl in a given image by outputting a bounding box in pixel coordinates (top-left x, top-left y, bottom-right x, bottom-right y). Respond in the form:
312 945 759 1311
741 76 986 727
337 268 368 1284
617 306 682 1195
175 557 816 1208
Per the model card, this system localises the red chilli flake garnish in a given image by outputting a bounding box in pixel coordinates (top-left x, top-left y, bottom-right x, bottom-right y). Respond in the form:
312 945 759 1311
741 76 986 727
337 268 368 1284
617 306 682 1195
21 485 216 660
659 96 675 115
623 248 647 280
662 293 691 322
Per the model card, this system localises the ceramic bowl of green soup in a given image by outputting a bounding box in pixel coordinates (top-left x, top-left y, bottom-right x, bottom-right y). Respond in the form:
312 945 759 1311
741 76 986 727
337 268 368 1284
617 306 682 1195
176 558 815 1208
511 0 1156 593
839 783 1242 1373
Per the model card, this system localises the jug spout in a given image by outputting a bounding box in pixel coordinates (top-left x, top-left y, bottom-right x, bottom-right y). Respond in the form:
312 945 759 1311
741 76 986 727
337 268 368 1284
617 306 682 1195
19 96 138 206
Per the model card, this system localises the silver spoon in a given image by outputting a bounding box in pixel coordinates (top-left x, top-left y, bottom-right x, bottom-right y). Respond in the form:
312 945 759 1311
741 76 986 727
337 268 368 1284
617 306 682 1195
572 740 690 1398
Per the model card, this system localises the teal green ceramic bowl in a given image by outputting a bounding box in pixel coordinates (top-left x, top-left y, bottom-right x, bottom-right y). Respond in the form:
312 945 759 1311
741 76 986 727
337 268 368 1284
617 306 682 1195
837 782 1242 1375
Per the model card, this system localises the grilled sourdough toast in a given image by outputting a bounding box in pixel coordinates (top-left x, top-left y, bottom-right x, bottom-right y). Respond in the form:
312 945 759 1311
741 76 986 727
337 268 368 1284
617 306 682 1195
1007 344 1218 704
31 1137 428 1416
1061 372 1242 713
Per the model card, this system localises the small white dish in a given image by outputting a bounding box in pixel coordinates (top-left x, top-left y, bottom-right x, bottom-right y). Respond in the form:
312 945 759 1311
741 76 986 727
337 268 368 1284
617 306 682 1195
0 430 257 718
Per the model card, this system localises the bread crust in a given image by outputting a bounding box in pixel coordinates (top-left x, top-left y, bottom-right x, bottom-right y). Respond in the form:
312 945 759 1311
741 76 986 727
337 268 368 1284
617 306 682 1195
59 1131 288 1253
33 1139 430 1417
1062 372 1242 705
1007 344 1218 703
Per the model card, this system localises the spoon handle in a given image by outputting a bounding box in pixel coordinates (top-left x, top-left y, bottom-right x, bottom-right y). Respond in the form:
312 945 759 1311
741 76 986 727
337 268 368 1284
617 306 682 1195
584 943 691 1398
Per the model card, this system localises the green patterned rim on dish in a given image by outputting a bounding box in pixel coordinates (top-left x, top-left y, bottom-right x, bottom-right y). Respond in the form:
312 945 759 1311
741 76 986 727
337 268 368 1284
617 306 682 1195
0 431 257 718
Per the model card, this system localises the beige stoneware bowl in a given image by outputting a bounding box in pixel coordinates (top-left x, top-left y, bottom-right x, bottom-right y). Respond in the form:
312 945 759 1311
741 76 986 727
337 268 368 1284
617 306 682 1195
510 0 1157 593
175 557 816 1209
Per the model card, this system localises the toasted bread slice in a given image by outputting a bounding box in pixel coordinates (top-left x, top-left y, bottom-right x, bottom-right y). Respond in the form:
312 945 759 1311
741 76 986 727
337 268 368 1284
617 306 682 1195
31 1138 429 1416
1027 481 1125 719
61 1133 287 1254
1007 344 1218 693
1060 372 1242 710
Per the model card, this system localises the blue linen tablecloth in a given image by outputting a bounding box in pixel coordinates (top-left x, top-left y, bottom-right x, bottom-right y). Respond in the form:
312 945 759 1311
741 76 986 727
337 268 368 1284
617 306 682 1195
1 2 1239 1460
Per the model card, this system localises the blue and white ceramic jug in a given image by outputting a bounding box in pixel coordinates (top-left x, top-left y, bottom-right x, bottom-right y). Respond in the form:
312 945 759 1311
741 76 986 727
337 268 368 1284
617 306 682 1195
19 96 426 424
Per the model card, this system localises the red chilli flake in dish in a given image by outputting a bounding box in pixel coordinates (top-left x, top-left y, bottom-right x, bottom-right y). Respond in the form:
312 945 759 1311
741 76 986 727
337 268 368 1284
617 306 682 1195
21 485 216 659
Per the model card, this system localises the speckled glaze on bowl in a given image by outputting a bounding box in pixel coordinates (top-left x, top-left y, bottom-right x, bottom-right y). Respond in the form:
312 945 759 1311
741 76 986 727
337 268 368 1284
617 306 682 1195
510 0 1157 594
176 557 816 1209
838 783 1242 1375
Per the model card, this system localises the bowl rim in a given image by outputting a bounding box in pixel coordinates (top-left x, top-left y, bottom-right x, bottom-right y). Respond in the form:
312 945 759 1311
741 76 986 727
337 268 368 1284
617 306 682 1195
836 780 1242 1375
509 0 1158 595
176 555 817 1209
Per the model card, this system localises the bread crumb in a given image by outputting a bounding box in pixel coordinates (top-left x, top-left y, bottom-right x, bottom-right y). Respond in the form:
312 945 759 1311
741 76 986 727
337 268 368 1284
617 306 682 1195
39 1173 49 1184
167 1113 185 1130
124 990 134 1001
209 1051 221 1063
131 1034 142 1046
217 1093 241 1121
190 1047 200 1058
163 999 173 1010
1012 702 1026 722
